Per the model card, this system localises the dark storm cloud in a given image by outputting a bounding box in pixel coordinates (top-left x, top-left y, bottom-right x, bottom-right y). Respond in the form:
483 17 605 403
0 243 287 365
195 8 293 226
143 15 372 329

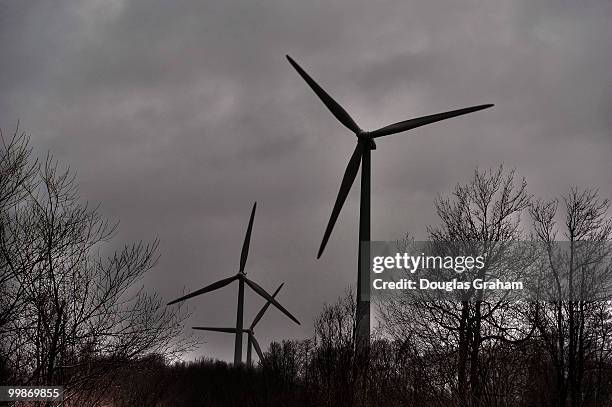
1 0 610 361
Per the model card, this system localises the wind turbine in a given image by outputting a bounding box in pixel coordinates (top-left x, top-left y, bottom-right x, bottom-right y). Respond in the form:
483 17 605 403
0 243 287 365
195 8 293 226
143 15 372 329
193 283 285 367
167 203 300 364
286 55 493 345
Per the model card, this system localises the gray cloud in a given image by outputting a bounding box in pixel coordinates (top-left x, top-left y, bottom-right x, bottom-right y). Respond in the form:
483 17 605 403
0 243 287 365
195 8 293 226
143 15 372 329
1 0 610 361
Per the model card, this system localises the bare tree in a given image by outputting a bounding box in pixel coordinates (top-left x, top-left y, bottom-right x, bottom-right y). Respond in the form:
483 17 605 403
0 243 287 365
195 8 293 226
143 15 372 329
380 166 533 406
0 127 38 383
0 127 196 403
530 188 612 407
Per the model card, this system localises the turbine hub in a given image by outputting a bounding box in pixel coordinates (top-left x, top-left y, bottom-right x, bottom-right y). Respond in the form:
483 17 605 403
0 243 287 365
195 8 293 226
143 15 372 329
357 132 376 150
356 130 371 139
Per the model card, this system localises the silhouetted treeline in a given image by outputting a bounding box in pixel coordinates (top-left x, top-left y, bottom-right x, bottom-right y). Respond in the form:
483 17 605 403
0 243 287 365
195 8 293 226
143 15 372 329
66 290 612 406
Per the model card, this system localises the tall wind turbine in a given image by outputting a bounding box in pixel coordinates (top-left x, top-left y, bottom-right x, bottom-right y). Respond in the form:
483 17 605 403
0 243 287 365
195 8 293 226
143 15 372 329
286 55 493 345
193 283 285 367
167 203 300 364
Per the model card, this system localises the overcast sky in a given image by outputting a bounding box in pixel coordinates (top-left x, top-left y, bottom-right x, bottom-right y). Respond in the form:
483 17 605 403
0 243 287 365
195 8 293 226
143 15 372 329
1 0 610 362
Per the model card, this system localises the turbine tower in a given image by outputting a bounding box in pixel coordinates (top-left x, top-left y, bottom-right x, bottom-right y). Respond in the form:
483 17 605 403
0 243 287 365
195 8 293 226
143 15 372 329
286 55 493 346
193 283 285 367
168 203 300 364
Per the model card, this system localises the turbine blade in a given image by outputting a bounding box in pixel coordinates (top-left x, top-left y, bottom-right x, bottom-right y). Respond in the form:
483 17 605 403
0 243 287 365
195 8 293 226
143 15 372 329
250 283 284 329
167 274 239 305
318 143 363 258
370 104 494 139
192 327 238 334
244 277 300 325
250 333 264 361
286 55 361 133
240 202 257 272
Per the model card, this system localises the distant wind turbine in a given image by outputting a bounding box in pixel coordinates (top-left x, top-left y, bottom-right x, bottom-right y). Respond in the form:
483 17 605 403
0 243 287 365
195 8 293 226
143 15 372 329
286 54 493 345
168 203 300 364
193 283 285 366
